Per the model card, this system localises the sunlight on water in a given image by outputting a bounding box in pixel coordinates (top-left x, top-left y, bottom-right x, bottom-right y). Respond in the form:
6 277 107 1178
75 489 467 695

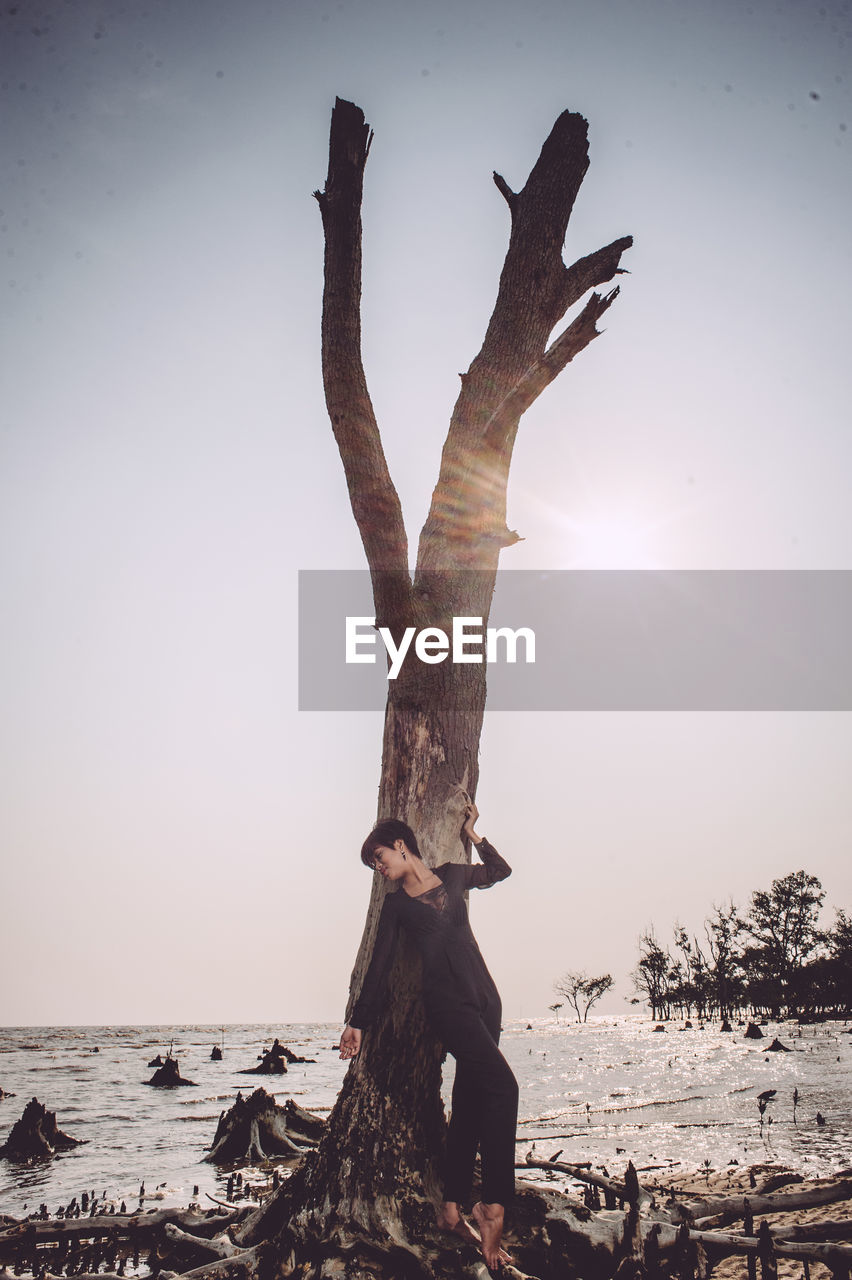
0 1017 849 1217
502 1016 852 1187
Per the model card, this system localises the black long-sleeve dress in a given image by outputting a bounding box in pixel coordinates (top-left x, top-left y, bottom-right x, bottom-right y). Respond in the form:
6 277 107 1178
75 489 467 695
348 838 511 1029
348 839 518 1206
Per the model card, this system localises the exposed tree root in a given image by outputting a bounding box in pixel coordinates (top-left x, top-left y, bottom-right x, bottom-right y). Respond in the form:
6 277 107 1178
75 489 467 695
155 1244 264 1280
0 1207 241 1250
7 1167 852 1280
163 1222 246 1261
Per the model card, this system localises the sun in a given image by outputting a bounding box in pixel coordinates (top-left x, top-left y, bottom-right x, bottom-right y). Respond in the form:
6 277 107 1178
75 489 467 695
528 485 684 568
550 504 670 570
568 512 663 569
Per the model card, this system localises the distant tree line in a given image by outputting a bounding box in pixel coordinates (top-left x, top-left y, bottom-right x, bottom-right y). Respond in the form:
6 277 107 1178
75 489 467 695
632 870 852 1022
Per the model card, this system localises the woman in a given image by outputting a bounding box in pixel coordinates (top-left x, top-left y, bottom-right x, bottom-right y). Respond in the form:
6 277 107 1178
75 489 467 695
339 802 518 1271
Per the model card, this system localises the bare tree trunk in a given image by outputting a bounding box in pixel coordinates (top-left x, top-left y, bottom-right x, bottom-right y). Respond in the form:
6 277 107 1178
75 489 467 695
254 96 632 1270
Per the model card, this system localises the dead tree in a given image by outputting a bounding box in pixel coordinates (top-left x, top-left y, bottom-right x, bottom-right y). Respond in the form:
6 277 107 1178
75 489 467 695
269 94 630 1275
284 94 630 1263
174 98 630 1276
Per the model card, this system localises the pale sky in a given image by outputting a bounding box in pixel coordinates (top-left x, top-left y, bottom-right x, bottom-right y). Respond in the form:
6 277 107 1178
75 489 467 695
2 0 851 1026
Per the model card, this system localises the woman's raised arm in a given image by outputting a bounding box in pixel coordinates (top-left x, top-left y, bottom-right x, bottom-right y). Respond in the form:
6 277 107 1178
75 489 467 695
460 802 512 889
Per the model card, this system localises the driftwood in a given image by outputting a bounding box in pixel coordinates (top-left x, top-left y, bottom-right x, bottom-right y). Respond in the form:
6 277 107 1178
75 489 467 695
160 1221 251 1272
521 1154 654 1209
766 1219 852 1242
0 1207 241 1251
145 1056 196 1087
155 1246 263 1280
0 1205 245 1280
0 1097 82 1158
0 1207 256 1280
674 1176 852 1229
4 1161 852 1280
205 1089 325 1164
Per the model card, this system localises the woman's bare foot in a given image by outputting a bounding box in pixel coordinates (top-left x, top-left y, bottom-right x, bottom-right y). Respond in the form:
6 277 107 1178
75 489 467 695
472 1201 510 1270
435 1200 481 1246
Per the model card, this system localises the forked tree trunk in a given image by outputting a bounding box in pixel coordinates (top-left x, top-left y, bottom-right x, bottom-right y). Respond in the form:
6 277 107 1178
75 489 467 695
246 97 632 1271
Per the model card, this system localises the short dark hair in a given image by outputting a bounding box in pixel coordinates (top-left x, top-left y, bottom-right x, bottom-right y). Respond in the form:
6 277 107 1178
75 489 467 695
360 819 422 868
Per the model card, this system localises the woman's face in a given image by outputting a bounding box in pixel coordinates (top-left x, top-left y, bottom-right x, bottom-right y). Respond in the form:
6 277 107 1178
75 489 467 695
371 841 409 881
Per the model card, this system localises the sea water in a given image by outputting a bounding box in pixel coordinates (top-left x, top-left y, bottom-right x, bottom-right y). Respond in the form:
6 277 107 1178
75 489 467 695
0 1017 849 1218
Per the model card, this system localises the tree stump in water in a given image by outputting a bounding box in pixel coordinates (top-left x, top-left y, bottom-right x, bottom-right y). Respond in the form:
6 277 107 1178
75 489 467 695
0 1097 83 1158
145 1056 196 1087
239 1040 316 1074
206 1089 325 1164
745 1023 765 1039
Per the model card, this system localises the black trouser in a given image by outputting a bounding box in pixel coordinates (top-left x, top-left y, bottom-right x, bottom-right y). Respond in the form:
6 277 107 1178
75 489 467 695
429 990 518 1207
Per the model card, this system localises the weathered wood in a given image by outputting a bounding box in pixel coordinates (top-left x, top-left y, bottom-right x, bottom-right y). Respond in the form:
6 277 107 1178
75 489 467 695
145 1056 196 1087
21 1174 852 1280
282 1098 326 1143
613 1162 646 1280
745 1200 758 1280
0 1097 82 1158
684 1178 852 1229
163 1222 245 1262
312 98 410 616
683 1228 852 1269
0 1208 239 1253
523 1153 654 1207
768 1221 852 1244
43 1272 127 1280
205 1088 321 1165
758 1220 779 1280
153 1244 264 1280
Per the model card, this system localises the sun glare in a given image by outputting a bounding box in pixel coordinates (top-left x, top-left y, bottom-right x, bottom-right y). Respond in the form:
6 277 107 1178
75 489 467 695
565 510 666 569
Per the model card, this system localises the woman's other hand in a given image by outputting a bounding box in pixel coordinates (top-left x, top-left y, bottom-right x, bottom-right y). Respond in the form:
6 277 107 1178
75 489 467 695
462 801 481 844
339 1025 362 1060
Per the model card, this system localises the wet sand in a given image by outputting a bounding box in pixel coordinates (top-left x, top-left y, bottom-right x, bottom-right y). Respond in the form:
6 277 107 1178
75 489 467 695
645 1163 852 1280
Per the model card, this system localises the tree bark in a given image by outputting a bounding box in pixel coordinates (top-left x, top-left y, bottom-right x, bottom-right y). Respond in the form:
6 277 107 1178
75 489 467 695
269 97 631 1269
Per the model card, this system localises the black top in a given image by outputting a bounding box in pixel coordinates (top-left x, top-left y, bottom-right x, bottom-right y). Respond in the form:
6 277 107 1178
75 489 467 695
348 838 511 1030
